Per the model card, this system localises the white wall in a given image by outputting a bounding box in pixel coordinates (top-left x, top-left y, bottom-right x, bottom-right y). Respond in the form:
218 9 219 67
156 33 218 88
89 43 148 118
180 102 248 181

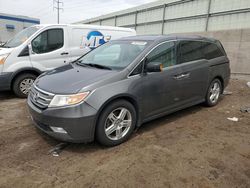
80 0 250 35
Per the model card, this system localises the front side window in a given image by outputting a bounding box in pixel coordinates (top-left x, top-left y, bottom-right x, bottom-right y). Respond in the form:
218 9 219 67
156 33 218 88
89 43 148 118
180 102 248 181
77 41 149 70
32 29 64 54
179 41 204 63
147 41 176 68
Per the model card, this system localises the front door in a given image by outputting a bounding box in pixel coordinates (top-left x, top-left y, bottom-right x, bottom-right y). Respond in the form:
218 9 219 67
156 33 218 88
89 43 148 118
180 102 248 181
29 27 70 72
141 41 183 119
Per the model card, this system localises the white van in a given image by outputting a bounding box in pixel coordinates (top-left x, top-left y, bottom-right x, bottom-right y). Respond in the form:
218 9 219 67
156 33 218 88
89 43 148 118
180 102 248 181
0 24 136 97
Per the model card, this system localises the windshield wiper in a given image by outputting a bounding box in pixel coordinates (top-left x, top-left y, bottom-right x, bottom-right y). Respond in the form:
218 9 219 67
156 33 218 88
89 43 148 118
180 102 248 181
0 44 10 48
76 61 112 70
76 61 91 67
87 63 112 70
78 62 112 70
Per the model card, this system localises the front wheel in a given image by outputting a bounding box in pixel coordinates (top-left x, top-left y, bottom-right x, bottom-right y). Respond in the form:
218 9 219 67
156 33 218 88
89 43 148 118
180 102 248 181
96 100 136 147
12 73 37 98
205 79 222 107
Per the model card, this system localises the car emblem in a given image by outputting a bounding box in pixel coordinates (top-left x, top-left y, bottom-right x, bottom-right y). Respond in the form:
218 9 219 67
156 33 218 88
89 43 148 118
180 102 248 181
33 92 39 101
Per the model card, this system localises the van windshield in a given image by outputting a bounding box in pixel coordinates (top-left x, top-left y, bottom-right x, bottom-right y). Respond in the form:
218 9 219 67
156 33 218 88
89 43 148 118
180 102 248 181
3 26 40 48
77 41 149 70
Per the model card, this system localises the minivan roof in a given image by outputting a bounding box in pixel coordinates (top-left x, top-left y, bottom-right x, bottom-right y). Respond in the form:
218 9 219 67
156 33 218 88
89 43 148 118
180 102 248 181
119 34 217 42
33 24 136 32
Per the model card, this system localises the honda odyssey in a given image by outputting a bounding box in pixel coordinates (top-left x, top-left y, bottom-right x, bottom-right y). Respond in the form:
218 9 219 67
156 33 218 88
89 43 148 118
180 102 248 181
27 35 230 146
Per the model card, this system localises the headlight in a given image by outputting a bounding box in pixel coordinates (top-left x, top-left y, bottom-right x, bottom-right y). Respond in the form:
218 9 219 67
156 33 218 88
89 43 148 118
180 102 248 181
0 54 10 64
48 92 90 107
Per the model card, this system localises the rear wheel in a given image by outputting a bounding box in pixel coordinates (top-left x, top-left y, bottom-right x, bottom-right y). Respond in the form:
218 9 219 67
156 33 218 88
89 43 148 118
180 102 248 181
12 73 37 98
205 79 222 107
96 100 136 147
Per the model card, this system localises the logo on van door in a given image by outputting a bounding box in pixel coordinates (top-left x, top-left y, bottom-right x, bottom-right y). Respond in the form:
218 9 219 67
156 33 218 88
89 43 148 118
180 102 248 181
84 31 111 49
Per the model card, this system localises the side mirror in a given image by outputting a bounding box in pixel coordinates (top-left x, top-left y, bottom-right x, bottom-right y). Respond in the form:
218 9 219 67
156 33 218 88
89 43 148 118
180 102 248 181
146 62 163 73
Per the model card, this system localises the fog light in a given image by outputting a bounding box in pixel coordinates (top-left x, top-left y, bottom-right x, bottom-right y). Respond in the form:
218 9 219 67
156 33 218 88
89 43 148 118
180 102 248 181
50 126 67 134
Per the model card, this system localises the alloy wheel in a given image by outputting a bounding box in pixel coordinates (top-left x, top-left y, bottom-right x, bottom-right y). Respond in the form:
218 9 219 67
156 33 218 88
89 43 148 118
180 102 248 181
209 82 221 104
104 107 132 141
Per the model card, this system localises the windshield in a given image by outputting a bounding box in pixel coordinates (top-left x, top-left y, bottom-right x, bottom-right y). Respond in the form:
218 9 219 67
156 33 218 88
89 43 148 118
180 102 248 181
77 40 149 70
3 26 40 48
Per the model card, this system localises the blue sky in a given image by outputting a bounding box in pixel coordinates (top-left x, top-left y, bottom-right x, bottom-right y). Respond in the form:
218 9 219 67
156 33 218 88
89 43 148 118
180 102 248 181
0 0 156 24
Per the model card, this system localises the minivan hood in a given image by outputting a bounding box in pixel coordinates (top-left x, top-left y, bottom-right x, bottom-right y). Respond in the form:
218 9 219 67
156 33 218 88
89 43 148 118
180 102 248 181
35 64 117 94
0 47 14 55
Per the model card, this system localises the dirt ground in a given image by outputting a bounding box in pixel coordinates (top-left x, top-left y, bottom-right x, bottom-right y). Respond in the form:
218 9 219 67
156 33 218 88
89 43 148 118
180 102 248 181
0 79 249 188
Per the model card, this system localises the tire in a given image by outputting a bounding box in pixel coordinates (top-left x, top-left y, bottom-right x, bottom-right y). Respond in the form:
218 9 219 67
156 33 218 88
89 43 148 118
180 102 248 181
12 73 37 98
96 100 136 147
205 78 222 107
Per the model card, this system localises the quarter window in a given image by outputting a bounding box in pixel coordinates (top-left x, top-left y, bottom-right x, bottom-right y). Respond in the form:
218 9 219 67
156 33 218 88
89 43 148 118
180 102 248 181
179 41 204 63
130 62 143 76
32 29 64 54
202 42 224 60
147 41 176 68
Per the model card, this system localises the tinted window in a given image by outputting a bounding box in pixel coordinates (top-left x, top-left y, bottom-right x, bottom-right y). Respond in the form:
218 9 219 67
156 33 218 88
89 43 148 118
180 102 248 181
32 29 64 54
203 42 224 60
179 41 204 63
147 41 176 68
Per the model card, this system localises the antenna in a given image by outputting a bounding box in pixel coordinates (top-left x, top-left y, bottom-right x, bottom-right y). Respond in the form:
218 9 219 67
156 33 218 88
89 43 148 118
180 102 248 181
53 0 64 24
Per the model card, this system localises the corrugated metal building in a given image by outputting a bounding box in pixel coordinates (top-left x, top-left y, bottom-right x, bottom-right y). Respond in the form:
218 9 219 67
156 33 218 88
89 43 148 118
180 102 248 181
77 0 250 35
0 13 40 43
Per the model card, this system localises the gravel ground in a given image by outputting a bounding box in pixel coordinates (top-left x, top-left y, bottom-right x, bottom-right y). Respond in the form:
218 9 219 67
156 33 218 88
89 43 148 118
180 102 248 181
0 79 249 188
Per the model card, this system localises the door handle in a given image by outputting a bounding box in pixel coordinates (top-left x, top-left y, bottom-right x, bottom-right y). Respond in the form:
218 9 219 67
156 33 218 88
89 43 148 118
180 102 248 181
182 73 190 78
173 75 184 80
173 73 190 80
61 52 69 55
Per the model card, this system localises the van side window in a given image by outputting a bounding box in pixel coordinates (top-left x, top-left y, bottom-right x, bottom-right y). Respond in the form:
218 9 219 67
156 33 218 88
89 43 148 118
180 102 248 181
179 41 204 63
147 41 176 68
202 42 224 60
32 29 64 54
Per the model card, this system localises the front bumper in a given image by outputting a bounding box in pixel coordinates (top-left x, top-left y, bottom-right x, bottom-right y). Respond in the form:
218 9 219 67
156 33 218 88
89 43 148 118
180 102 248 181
27 97 98 143
0 72 13 91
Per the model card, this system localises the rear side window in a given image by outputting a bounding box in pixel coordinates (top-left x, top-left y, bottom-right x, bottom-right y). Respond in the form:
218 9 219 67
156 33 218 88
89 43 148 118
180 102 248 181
32 29 64 54
179 41 204 63
202 42 224 60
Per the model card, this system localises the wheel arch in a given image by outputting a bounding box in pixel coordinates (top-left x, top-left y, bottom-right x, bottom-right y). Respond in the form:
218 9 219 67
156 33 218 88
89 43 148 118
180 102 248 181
93 94 141 138
10 68 42 89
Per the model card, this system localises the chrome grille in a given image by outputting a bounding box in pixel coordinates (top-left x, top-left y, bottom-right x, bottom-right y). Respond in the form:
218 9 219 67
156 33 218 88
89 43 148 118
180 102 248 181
29 85 54 109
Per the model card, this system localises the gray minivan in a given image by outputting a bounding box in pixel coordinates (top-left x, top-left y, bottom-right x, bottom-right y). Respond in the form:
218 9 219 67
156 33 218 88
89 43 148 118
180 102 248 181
27 35 230 146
